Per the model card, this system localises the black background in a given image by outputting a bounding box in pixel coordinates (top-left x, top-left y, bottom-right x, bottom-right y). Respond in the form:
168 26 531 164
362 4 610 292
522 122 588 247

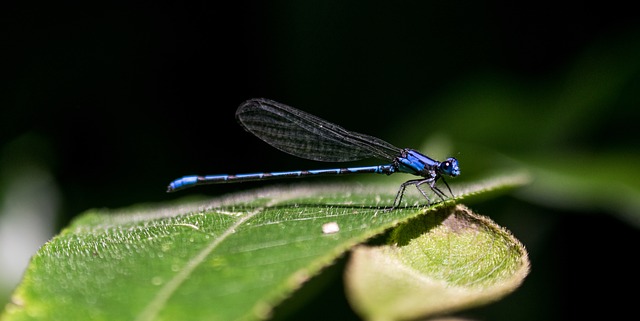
3 1 636 218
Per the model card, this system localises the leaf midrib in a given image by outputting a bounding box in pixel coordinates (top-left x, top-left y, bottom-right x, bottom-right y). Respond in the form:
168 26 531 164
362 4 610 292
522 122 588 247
134 201 274 321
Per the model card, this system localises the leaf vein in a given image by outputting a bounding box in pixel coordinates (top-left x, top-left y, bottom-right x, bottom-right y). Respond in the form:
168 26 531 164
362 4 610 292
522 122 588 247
135 204 269 321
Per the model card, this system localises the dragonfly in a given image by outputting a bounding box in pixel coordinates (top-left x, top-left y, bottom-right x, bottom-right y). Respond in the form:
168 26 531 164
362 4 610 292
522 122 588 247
167 98 460 208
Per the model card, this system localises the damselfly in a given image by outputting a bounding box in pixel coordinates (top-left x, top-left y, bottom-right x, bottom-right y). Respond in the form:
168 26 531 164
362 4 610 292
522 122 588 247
167 98 460 208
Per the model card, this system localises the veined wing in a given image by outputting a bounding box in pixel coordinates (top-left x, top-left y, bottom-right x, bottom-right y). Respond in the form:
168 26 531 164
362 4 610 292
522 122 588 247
236 98 401 162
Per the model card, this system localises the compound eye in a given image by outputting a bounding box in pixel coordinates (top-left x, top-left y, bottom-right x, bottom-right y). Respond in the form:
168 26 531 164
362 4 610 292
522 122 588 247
441 158 460 177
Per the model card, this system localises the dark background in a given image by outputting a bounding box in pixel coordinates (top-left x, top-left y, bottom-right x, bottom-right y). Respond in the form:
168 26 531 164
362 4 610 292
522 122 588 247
2 1 639 320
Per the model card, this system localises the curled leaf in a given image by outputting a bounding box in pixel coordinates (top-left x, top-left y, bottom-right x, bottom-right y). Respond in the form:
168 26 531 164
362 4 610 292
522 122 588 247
345 204 530 321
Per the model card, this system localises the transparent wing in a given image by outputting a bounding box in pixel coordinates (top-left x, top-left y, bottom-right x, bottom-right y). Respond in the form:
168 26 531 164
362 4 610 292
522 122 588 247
236 98 402 162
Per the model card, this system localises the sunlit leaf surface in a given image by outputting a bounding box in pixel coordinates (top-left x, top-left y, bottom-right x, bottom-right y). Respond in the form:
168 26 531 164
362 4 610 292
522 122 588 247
2 173 529 321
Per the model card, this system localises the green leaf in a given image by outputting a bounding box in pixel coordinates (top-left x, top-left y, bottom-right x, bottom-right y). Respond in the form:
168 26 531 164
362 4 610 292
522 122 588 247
517 152 640 227
345 204 530 321
2 173 529 321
